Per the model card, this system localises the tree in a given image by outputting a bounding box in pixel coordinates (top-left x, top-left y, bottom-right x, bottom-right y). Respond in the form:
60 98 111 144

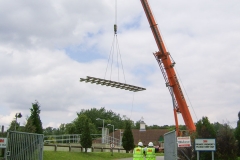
122 120 135 153
77 107 125 134
54 107 127 135
73 114 97 134
80 118 92 152
25 101 43 134
58 124 66 135
65 123 76 134
195 117 216 160
43 127 53 135
7 120 19 131
196 116 216 138
24 117 36 133
235 111 240 156
216 123 238 160
133 120 140 129
194 117 239 160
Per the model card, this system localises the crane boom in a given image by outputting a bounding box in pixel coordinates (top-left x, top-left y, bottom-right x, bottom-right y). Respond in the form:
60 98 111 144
140 0 196 135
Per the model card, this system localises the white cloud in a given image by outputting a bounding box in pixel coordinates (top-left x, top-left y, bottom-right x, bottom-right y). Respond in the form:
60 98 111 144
0 0 239 131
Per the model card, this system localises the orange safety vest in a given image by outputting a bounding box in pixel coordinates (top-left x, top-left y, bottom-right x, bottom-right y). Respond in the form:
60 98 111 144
133 147 144 160
146 147 156 160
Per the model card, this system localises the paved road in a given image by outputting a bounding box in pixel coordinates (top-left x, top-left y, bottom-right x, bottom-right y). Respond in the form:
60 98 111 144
115 156 164 160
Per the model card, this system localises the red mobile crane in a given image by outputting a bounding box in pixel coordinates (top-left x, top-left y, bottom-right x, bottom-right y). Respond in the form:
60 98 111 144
140 0 196 136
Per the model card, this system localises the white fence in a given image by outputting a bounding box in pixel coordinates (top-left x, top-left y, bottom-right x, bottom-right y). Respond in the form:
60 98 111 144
44 134 122 147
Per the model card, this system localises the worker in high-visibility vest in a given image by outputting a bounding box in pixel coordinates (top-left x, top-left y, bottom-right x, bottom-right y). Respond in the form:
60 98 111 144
133 142 144 160
145 142 156 160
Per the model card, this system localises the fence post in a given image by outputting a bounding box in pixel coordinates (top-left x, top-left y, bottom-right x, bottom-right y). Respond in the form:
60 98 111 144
54 145 57 151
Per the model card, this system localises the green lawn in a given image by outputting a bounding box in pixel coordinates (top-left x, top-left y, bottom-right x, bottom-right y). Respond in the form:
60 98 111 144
44 151 164 160
44 151 133 160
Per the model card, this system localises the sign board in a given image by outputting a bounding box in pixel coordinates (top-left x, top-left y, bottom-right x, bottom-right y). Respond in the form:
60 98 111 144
0 138 7 148
195 139 216 151
177 136 191 147
6 151 11 156
110 143 115 148
83 148 92 152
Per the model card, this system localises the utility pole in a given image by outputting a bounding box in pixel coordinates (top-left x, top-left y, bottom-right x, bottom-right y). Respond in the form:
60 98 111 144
14 113 22 131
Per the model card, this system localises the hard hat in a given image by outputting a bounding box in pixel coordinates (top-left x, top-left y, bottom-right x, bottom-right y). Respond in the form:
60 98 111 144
138 142 143 146
148 142 154 147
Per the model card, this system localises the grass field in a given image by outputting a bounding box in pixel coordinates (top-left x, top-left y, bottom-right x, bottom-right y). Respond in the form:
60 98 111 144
44 151 133 160
44 151 164 160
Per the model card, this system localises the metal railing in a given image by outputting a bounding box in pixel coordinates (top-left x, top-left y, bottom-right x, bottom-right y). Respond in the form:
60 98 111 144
6 131 44 160
44 134 122 147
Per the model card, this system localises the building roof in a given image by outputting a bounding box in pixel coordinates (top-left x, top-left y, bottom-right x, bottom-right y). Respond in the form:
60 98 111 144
112 129 169 146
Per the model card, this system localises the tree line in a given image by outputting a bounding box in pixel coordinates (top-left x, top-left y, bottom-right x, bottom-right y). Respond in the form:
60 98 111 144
177 116 240 160
4 101 240 159
7 101 43 134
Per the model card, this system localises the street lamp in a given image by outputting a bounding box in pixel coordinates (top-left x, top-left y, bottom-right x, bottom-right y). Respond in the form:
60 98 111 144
115 128 123 146
0 125 4 135
15 113 22 131
107 124 114 156
107 124 114 144
96 118 105 143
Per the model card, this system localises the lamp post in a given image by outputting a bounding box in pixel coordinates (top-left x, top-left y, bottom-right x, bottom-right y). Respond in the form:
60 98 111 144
15 113 22 131
107 124 114 144
0 125 4 135
115 129 123 146
107 124 114 156
96 118 105 143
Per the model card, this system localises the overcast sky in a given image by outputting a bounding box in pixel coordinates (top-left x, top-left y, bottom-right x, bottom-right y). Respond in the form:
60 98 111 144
0 0 239 130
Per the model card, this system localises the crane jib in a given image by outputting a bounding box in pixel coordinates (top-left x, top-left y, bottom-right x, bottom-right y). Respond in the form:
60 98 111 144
140 0 196 134
174 75 185 100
